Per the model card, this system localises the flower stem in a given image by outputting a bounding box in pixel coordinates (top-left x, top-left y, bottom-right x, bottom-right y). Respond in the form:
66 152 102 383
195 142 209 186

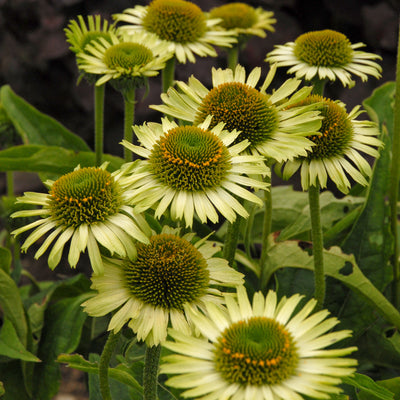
308 182 325 310
260 184 273 291
99 330 120 400
162 57 176 94
311 77 327 96
227 44 239 70
390 19 400 308
143 344 161 400
123 90 135 162
223 217 242 267
94 84 105 166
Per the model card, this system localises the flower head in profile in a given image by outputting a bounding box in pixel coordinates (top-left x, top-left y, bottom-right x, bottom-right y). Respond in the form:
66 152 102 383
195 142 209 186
209 2 276 42
113 0 237 64
77 31 173 92
121 116 269 227
65 15 117 83
82 226 244 346
278 95 383 193
266 29 382 87
11 163 151 274
161 285 357 400
152 64 322 163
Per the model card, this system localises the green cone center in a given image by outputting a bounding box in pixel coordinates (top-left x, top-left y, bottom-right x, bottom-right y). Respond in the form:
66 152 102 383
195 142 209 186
210 3 257 30
194 82 279 148
123 233 210 309
49 167 122 228
143 0 207 43
149 126 231 191
214 316 298 386
294 29 353 68
104 42 154 70
295 95 353 159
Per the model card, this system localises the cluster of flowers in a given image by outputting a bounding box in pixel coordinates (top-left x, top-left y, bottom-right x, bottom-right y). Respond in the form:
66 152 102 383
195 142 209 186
11 1 383 399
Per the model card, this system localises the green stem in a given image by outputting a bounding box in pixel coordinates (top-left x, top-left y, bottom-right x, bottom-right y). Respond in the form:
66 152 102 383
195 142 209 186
99 330 120 400
223 217 242 268
162 57 176 94
143 344 161 400
6 171 14 197
260 183 273 291
94 84 105 166
123 91 135 163
390 19 400 308
311 77 327 95
308 183 325 310
227 44 239 70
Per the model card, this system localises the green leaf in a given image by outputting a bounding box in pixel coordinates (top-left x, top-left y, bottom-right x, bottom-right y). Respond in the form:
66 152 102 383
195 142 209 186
0 362 30 400
32 292 91 400
0 247 11 274
362 377 400 400
343 373 394 400
0 381 4 397
363 81 395 136
264 240 400 330
0 319 40 362
0 85 90 151
0 145 124 174
0 268 27 347
278 190 364 242
58 353 143 393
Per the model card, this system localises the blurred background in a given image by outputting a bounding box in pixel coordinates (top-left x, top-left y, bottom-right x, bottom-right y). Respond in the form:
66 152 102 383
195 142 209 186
0 1 399 398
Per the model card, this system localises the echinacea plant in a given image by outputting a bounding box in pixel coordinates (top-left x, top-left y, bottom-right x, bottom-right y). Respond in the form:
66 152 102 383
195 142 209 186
2 4 400 400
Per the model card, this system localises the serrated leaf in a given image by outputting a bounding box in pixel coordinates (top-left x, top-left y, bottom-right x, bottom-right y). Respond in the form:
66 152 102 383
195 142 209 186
343 373 394 400
278 191 364 241
0 145 124 174
264 240 400 329
0 85 90 151
0 319 40 362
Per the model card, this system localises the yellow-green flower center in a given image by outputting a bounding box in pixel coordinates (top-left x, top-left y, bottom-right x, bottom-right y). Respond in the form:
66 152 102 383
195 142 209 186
123 233 209 309
81 32 113 53
294 95 353 159
210 3 257 30
194 82 279 148
142 0 207 43
49 167 122 228
214 316 298 386
149 126 231 191
104 42 154 70
294 30 353 68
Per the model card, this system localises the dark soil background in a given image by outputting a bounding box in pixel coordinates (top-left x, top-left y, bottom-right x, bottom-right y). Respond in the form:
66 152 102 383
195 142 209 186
0 0 399 399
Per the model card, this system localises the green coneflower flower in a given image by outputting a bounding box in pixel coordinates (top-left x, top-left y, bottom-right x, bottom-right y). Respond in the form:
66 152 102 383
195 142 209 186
121 116 269 227
65 15 116 55
11 163 151 274
76 31 173 89
266 29 382 87
82 226 244 346
278 95 383 193
209 2 276 40
65 15 117 83
152 64 322 163
161 285 358 400
113 0 237 64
